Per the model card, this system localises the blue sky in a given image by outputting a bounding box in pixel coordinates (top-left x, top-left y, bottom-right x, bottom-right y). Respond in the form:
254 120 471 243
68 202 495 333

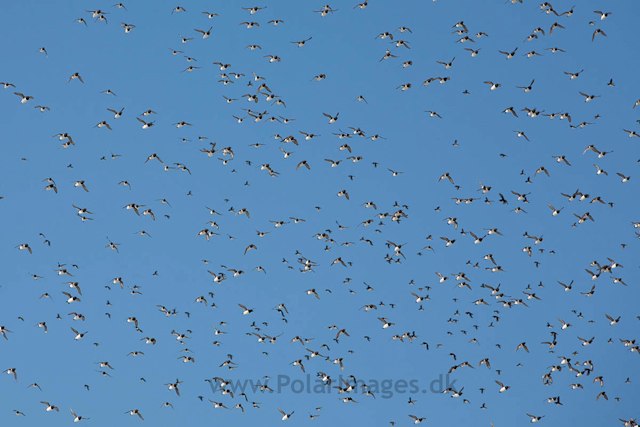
1 0 639 425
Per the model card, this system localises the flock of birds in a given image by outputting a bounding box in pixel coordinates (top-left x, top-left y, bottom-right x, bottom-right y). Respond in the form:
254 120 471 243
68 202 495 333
1 0 639 425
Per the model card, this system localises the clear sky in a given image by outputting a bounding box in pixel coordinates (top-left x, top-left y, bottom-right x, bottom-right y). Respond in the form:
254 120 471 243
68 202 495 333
1 0 639 425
